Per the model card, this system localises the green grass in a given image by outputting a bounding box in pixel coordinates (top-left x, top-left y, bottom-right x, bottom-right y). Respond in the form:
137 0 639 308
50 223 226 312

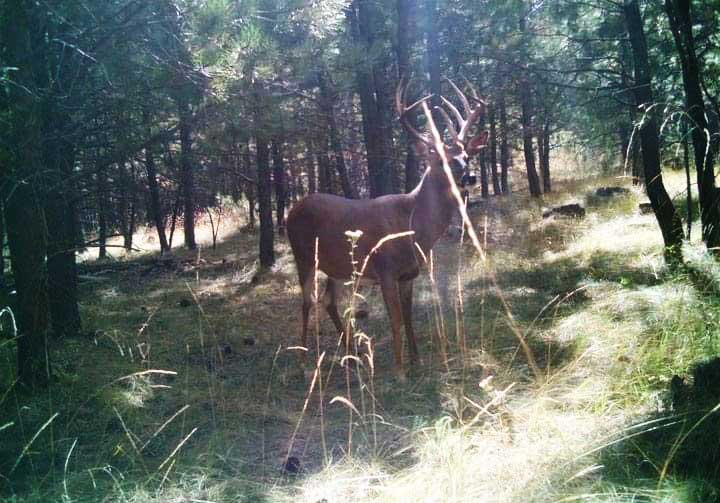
2 170 720 502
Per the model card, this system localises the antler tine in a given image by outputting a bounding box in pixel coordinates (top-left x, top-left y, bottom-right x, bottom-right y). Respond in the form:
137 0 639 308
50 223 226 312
434 105 459 142
405 94 434 113
440 96 464 129
394 76 409 121
443 77 486 141
444 78 472 117
460 75 488 109
458 103 485 141
461 75 481 102
395 78 433 145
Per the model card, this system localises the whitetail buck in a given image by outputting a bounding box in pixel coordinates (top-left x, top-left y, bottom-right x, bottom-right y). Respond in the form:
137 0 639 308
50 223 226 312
286 79 488 379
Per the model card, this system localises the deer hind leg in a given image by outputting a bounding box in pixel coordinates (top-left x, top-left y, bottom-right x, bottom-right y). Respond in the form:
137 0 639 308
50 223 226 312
323 278 348 348
399 280 419 364
379 275 406 381
297 261 315 359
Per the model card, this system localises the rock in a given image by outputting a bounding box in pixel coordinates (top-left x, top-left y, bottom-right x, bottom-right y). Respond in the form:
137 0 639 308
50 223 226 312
639 202 653 214
284 456 301 474
692 357 720 404
542 203 586 219
670 374 689 410
669 358 720 411
595 186 629 197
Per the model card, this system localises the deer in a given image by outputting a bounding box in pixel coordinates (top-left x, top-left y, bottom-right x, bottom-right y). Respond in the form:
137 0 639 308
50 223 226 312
286 79 488 380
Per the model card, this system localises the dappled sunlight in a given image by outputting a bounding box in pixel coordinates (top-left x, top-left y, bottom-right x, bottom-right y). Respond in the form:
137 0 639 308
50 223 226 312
286 396 607 503
558 213 663 263
78 209 253 263
6 164 720 502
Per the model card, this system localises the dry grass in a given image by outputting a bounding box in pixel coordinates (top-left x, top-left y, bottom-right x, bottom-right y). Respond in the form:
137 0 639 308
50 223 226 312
2 165 719 503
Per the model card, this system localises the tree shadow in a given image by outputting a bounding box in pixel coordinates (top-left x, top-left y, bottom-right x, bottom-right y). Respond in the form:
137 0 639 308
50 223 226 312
595 358 720 501
1 191 682 502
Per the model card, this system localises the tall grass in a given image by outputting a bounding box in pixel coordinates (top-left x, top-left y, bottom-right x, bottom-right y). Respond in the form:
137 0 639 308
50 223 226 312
3 170 720 503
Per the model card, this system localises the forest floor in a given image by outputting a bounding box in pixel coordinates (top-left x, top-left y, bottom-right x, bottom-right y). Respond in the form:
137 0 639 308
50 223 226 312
3 170 720 503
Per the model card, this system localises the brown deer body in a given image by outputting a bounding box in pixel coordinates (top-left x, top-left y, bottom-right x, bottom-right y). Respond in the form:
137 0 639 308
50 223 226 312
286 81 487 378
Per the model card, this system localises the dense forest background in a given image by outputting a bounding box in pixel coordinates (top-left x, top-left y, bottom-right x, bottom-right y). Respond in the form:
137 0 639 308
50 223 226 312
1 0 720 502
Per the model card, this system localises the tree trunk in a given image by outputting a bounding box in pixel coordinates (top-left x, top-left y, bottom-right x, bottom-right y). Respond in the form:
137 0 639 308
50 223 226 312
5 183 50 388
489 104 501 195
619 119 631 174
519 86 541 197
272 140 286 234
44 140 81 339
118 162 135 251
316 132 335 194
290 146 304 199
624 0 684 264
0 199 5 295
426 0 442 124
0 0 64 386
539 117 551 193
518 13 542 197
330 124 354 198
179 98 197 250
306 138 317 194
318 73 356 198
350 0 395 197
683 119 692 238
396 0 420 193
241 143 256 229
127 164 136 251
480 150 489 198
168 189 181 248
499 94 510 194
97 163 108 259
477 97 489 198
256 135 275 268
145 144 170 252
664 0 720 253
119 164 129 248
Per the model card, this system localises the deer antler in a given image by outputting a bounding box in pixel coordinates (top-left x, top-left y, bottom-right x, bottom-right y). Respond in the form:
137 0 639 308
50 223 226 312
395 78 433 145
434 105 459 142
444 78 486 141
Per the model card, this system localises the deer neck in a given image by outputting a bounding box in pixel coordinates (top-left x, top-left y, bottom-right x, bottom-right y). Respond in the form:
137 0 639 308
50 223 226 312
410 163 456 255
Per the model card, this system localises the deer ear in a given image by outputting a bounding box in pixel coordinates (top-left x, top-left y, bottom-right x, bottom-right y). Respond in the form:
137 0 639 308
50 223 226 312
466 130 489 156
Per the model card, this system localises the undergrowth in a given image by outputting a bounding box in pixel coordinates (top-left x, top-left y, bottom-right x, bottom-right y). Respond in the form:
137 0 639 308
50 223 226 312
2 171 720 503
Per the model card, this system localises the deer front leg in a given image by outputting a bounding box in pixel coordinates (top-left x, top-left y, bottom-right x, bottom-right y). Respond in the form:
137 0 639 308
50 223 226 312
399 280 419 364
298 263 315 364
379 275 406 381
323 278 350 350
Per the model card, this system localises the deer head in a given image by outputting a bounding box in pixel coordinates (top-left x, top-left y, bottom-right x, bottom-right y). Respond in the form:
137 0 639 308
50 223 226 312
395 78 489 185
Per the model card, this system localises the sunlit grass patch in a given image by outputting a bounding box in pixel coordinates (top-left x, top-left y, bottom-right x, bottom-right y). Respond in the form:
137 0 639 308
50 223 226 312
5 170 720 503
620 285 720 397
